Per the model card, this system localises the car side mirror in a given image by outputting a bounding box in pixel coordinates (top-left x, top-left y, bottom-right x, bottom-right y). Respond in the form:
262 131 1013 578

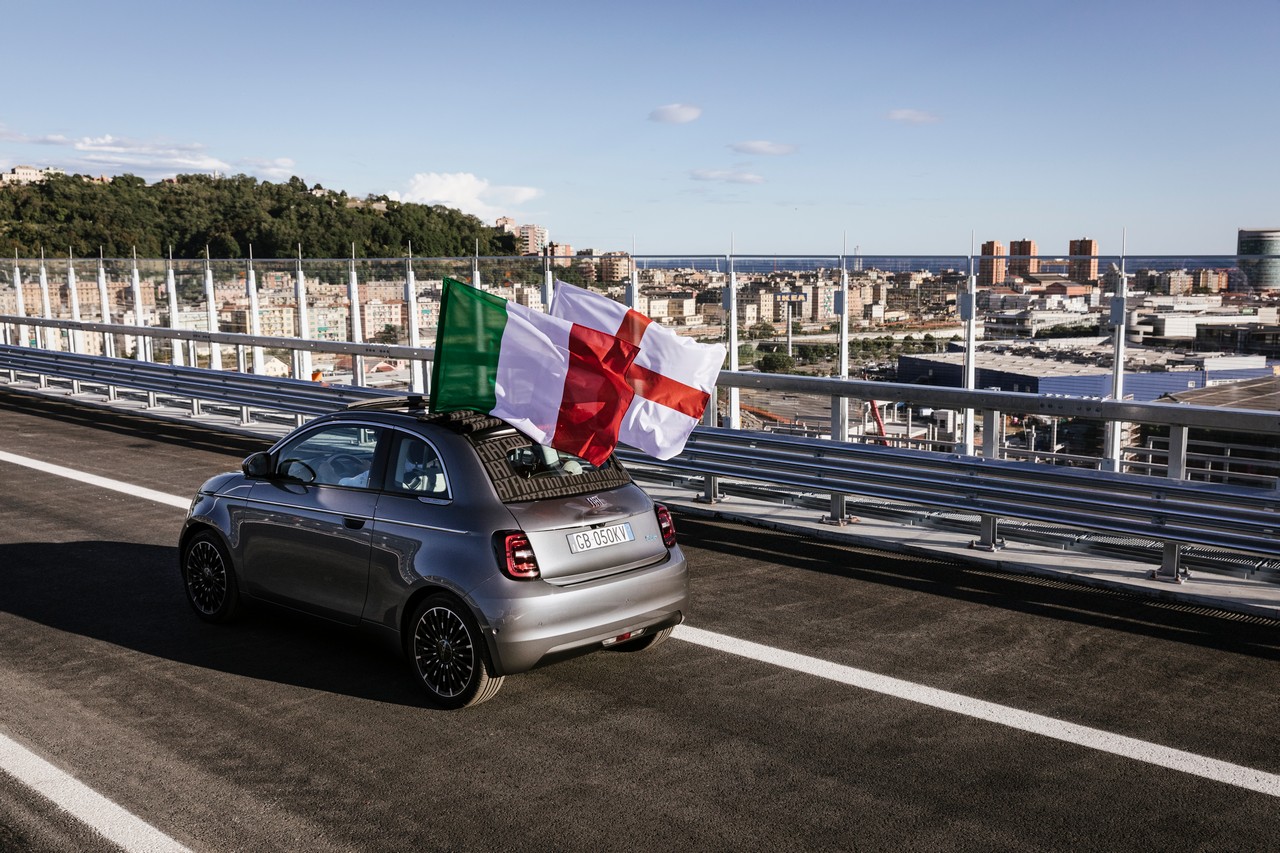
242 451 275 479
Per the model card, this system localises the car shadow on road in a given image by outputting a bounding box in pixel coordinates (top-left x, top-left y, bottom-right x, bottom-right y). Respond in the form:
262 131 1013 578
0 539 430 708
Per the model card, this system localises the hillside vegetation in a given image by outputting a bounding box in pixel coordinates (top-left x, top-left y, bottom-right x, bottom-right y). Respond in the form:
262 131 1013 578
0 173 518 260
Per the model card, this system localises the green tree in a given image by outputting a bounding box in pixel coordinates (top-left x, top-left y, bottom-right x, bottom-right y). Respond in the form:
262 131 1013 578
372 324 401 344
757 352 796 373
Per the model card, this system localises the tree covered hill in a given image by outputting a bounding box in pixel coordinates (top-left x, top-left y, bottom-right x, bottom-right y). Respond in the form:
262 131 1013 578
0 173 518 260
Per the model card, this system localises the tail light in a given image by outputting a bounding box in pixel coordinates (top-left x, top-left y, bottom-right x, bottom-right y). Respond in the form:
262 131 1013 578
655 504 677 548
497 531 540 580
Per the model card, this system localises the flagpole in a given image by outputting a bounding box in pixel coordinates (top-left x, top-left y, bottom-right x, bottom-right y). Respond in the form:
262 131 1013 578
348 242 364 386
725 238 740 430
129 248 147 361
961 232 978 455
37 248 54 351
97 248 114 358
542 247 554 312
827 238 853 524
405 242 424 393
246 245 264 374
294 244 312 382
205 246 222 370
67 249 83 354
1105 228 1129 473
165 247 183 366
12 252 28 348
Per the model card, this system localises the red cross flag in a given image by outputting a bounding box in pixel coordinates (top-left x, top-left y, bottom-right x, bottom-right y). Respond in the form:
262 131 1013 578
550 281 726 460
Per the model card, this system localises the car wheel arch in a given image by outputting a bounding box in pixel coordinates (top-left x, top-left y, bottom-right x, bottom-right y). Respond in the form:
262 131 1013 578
398 585 504 676
180 522 232 562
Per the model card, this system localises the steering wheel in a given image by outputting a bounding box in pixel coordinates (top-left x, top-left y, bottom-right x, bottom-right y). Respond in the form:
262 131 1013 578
320 453 364 483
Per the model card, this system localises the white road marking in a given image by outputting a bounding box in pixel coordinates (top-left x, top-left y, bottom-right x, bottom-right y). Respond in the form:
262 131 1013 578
0 731 190 853
0 450 190 509
673 624 1280 798
4 448 1277 832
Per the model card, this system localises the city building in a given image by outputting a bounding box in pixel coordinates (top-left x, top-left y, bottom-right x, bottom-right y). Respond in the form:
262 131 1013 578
1158 270 1195 296
598 252 634 283
0 165 65 186
517 224 548 256
979 241 1006 287
1009 239 1039 276
1069 238 1099 283
1194 323 1280 358
1237 228 1280 291
1127 304 1278 345
897 350 1272 401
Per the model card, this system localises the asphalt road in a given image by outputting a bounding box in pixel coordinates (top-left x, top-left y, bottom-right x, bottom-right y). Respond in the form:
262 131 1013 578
2 390 1279 852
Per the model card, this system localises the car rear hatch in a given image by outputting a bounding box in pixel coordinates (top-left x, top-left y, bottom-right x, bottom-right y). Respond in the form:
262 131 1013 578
504 485 670 585
445 415 671 585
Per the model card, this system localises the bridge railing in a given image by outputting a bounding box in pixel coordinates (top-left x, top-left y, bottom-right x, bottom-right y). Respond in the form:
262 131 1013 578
1 316 1277 581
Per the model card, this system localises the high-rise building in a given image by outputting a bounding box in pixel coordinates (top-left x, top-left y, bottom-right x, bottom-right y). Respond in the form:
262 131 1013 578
1008 239 1039 276
979 240 1005 287
599 252 634 283
1237 229 1280 291
1069 238 1099 283
518 224 548 256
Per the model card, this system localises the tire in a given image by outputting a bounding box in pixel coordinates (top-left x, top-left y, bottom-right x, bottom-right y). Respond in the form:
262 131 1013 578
182 530 242 623
408 595 503 709
608 625 674 653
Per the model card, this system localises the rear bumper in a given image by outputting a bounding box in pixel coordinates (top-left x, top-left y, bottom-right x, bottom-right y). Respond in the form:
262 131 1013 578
467 546 690 676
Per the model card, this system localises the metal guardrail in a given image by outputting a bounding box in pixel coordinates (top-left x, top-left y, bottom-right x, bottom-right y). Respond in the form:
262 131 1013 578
2 318 1278 579
0 345 389 420
616 429 1277 560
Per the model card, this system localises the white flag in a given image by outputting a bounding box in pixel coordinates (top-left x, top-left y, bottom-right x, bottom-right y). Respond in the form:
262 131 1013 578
550 281 725 460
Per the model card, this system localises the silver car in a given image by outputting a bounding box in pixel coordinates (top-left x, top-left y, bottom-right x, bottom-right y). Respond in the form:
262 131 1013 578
179 397 689 708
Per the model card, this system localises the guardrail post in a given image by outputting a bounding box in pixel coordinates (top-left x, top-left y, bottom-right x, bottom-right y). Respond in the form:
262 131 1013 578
972 408 1005 551
1154 424 1190 583
235 345 252 424
824 392 855 524
697 386 720 503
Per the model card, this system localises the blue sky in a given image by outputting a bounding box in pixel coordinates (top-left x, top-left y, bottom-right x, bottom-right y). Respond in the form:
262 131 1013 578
4 0 1277 256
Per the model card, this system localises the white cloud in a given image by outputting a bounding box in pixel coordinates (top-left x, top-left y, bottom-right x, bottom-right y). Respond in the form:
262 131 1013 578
887 108 941 124
236 157 298 182
730 140 796 156
0 124 297 181
649 104 703 124
690 168 764 185
391 172 541 221
0 126 69 145
70 134 233 173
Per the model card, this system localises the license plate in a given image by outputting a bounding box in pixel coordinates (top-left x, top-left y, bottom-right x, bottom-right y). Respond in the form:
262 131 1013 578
567 522 635 554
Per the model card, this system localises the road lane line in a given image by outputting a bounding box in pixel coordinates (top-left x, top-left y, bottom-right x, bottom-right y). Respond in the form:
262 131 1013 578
0 731 190 853
7 449 1278 801
673 624 1280 798
0 450 190 509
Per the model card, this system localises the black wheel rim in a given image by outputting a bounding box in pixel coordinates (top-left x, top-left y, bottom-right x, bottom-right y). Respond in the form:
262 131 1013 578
413 606 476 698
186 540 227 615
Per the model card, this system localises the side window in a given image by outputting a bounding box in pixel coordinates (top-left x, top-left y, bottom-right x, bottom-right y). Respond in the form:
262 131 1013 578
386 434 449 498
276 425 382 488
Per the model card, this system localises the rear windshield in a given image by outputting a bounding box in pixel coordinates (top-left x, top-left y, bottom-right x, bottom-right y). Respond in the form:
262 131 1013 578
470 430 633 503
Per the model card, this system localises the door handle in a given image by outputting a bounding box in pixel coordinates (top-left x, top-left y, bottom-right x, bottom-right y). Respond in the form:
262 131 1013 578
343 517 366 530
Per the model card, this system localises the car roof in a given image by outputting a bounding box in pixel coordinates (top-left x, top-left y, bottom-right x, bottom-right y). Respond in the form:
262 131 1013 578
333 396 634 503
333 397 518 439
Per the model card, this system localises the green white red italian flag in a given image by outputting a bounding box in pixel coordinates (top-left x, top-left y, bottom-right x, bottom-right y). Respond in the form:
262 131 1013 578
430 278 639 466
